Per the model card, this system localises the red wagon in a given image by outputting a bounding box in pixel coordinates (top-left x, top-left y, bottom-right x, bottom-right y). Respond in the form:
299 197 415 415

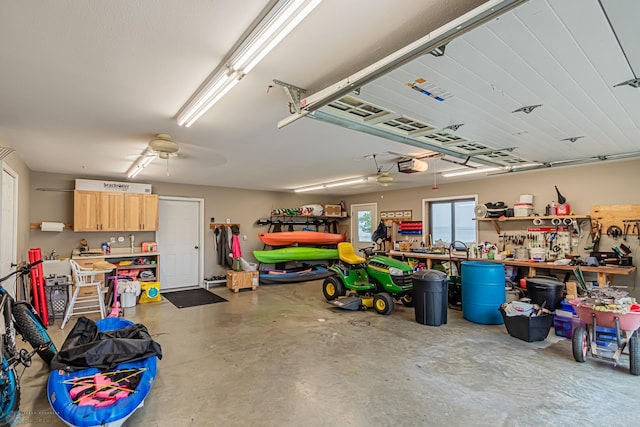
569 298 640 376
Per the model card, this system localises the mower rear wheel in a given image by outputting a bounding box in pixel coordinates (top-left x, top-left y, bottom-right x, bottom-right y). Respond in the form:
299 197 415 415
373 293 393 315
401 294 414 307
322 277 345 301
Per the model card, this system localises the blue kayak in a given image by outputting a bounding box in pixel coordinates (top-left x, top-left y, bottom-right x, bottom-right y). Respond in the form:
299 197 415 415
259 265 334 284
48 317 158 427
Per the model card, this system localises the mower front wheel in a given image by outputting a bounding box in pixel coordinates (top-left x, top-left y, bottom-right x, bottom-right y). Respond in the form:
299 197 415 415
322 277 345 301
373 292 394 315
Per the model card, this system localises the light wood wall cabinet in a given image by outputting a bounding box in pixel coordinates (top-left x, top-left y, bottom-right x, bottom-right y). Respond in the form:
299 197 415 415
74 191 124 231
124 194 159 231
74 191 158 232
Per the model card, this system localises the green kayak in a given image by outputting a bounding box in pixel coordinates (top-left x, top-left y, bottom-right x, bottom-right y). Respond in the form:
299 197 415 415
253 247 339 263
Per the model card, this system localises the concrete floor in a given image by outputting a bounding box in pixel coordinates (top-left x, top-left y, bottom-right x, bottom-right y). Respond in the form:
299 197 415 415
16 280 639 426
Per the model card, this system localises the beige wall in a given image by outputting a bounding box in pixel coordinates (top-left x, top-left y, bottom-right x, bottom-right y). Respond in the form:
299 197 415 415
20 157 640 293
28 172 344 278
344 158 640 294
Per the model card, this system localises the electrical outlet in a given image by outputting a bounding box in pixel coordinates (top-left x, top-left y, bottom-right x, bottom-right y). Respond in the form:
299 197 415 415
110 237 116 243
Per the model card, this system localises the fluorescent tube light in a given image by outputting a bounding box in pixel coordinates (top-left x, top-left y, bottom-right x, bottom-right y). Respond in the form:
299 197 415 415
442 167 500 178
177 0 321 128
294 177 368 192
126 148 155 179
325 177 368 188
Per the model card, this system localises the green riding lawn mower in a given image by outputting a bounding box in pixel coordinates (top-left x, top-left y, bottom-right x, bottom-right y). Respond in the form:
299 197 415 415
322 242 414 315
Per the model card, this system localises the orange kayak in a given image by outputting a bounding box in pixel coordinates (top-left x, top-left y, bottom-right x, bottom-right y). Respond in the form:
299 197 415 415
258 231 345 246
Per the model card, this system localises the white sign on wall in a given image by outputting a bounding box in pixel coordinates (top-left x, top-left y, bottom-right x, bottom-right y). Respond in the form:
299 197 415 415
75 179 152 194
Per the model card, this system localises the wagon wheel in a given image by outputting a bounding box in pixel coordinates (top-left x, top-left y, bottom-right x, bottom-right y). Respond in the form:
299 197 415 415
572 326 589 363
629 331 640 376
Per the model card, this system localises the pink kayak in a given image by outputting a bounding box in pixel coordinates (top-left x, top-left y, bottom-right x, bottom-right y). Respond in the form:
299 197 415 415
258 231 345 246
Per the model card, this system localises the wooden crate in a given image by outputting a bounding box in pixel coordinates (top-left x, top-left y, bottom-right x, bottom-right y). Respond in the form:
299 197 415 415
226 270 259 293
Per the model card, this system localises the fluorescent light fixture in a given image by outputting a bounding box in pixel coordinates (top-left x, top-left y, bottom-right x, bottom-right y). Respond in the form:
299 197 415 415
126 148 154 179
294 177 368 192
177 0 321 128
442 167 500 178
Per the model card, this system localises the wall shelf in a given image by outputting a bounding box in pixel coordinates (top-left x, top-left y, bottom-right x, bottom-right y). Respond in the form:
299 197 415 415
474 215 590 233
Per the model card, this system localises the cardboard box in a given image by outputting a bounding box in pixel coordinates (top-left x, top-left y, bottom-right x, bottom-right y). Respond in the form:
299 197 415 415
398 241 411 252
324 204 342 217
226 270 259 293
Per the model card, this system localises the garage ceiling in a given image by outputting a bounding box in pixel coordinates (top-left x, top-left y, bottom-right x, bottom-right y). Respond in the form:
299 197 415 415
1 0 638 195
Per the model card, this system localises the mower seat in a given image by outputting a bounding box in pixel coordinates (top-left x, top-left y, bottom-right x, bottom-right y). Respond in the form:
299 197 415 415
338 242 366 265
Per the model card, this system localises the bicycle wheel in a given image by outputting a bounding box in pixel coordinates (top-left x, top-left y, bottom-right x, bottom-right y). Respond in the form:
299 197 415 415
0 356 20 427
12 303 57 365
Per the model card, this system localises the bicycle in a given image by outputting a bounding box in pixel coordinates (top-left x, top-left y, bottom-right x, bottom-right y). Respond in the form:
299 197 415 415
1 260 58 426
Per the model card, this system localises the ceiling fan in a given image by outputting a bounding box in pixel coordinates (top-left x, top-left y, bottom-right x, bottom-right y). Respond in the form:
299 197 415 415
148 134 180 159
369 154 396 186
144 134 181 176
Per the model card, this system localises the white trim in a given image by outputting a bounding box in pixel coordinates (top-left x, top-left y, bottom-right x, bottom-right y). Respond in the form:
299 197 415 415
0 162 19 296
350 202 378 246
157 196 205 287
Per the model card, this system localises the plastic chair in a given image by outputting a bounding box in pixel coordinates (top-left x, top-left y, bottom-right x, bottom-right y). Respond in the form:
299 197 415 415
61 260 112 328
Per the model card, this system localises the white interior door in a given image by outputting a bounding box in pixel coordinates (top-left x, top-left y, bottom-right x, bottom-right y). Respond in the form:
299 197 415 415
0 164 18 297
350 203 377 254
156 197 204 291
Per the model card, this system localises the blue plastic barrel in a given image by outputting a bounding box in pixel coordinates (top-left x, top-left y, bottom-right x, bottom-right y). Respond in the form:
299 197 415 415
461 261 505 324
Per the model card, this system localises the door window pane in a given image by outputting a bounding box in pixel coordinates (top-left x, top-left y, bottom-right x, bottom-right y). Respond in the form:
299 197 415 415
357 210 372 242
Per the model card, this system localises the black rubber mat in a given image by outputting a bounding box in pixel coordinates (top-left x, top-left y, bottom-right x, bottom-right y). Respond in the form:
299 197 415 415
163 288 227 309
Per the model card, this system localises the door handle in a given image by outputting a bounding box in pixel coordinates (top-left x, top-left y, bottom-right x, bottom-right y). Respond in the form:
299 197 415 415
194 245 199 250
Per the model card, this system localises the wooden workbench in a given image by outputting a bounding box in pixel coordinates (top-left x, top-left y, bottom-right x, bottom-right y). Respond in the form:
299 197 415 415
387 250 636 287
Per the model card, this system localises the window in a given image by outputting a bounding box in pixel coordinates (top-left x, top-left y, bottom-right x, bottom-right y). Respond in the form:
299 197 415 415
429 198 476 247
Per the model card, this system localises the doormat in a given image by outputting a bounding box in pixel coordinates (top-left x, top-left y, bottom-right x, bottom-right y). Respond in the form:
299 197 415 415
163 288 227 309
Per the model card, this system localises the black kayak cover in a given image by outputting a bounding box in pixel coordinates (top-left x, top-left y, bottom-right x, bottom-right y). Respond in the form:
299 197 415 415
50 316 163 372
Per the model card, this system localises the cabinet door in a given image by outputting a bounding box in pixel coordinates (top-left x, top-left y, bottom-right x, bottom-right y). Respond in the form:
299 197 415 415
74 190 101 231
99 192 125 231
124 194 158 231
141 194 158 230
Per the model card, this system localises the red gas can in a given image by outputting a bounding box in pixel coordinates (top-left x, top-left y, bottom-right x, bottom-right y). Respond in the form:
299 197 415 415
556 203 570 216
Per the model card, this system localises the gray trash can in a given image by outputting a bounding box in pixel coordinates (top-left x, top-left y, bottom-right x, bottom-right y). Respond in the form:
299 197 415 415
412 270 448 326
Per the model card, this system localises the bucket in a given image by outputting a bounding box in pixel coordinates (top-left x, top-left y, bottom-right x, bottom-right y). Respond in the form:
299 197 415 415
461 261 505 324
530 248 546 262
120 292 137 308
526 276 565 310
515 247 529 260
519 194 534 204
513 203 533 217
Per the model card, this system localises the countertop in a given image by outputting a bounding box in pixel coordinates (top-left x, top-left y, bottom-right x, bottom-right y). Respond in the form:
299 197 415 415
72 249 159 259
